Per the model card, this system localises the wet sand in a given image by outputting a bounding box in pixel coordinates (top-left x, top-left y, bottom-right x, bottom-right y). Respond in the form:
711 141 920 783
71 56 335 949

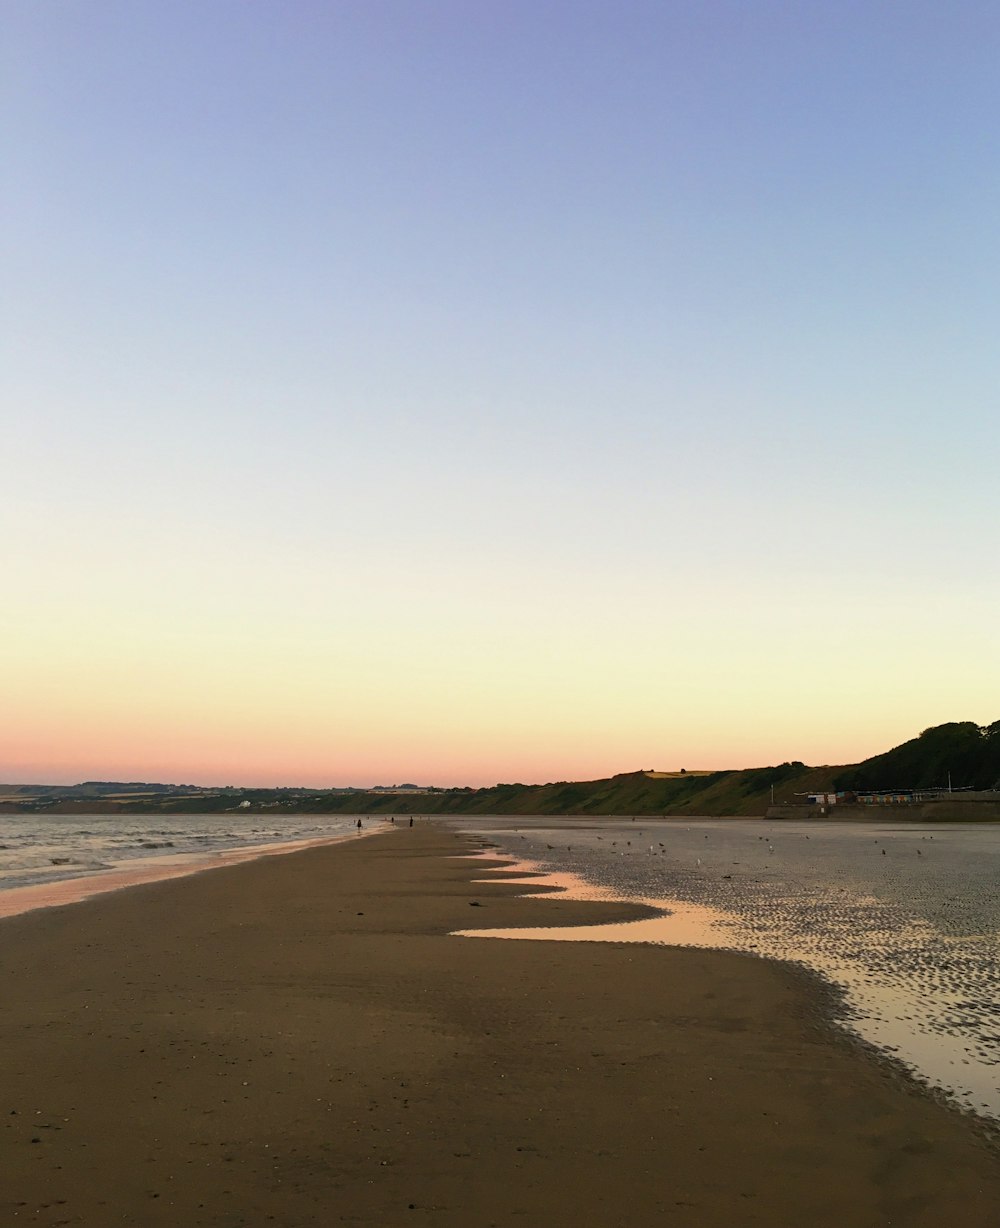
448 815 1000 1121
2 824 999 1226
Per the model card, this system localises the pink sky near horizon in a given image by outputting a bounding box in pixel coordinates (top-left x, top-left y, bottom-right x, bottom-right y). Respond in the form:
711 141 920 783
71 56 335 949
5 548 997 789
8 530 996 788
2 693 989 789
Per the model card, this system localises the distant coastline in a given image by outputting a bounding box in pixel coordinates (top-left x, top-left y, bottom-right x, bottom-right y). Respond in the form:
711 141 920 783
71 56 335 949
4 720 998 819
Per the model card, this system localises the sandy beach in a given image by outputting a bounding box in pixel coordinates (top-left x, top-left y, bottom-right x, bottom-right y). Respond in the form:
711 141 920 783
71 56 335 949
3 823 999 1226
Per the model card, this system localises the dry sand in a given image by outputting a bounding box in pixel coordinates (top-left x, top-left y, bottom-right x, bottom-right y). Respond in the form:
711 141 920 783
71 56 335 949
2 823 998 1226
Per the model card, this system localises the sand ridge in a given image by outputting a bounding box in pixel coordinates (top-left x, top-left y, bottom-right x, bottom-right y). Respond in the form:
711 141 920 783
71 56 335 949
2 823 998 1226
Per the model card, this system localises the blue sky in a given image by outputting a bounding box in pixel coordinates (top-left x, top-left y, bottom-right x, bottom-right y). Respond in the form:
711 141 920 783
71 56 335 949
4 2 998 785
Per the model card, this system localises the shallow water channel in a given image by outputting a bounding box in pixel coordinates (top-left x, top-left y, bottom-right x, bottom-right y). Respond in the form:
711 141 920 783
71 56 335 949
449 816 1000 1122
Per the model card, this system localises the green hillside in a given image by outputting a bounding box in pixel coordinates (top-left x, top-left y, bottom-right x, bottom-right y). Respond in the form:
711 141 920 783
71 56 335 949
296 761 842 818
835 721 1000 792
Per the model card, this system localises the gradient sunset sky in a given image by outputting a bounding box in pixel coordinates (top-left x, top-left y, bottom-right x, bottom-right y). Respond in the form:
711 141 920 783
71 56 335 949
4 2 998 787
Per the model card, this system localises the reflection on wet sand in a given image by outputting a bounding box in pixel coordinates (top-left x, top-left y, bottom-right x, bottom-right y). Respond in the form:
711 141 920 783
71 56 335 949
464 856 733 947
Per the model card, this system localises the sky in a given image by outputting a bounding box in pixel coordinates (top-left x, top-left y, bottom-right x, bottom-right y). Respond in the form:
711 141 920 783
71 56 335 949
3 1 998 787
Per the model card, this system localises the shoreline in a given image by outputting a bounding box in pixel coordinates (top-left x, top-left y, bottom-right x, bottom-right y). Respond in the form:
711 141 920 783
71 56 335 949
3 824 999 1225
0 830 369 920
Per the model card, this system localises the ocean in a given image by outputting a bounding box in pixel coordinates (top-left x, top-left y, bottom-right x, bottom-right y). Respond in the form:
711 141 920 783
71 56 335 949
0 810 369 896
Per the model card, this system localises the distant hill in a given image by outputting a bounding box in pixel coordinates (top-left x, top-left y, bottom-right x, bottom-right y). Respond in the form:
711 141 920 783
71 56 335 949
835 721 1000 792
4 720 997 816
1 764 839 816
297 761 843 818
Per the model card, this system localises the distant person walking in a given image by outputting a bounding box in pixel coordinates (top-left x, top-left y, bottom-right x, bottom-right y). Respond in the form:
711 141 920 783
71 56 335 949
356 819 362 830
409 817 413 827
